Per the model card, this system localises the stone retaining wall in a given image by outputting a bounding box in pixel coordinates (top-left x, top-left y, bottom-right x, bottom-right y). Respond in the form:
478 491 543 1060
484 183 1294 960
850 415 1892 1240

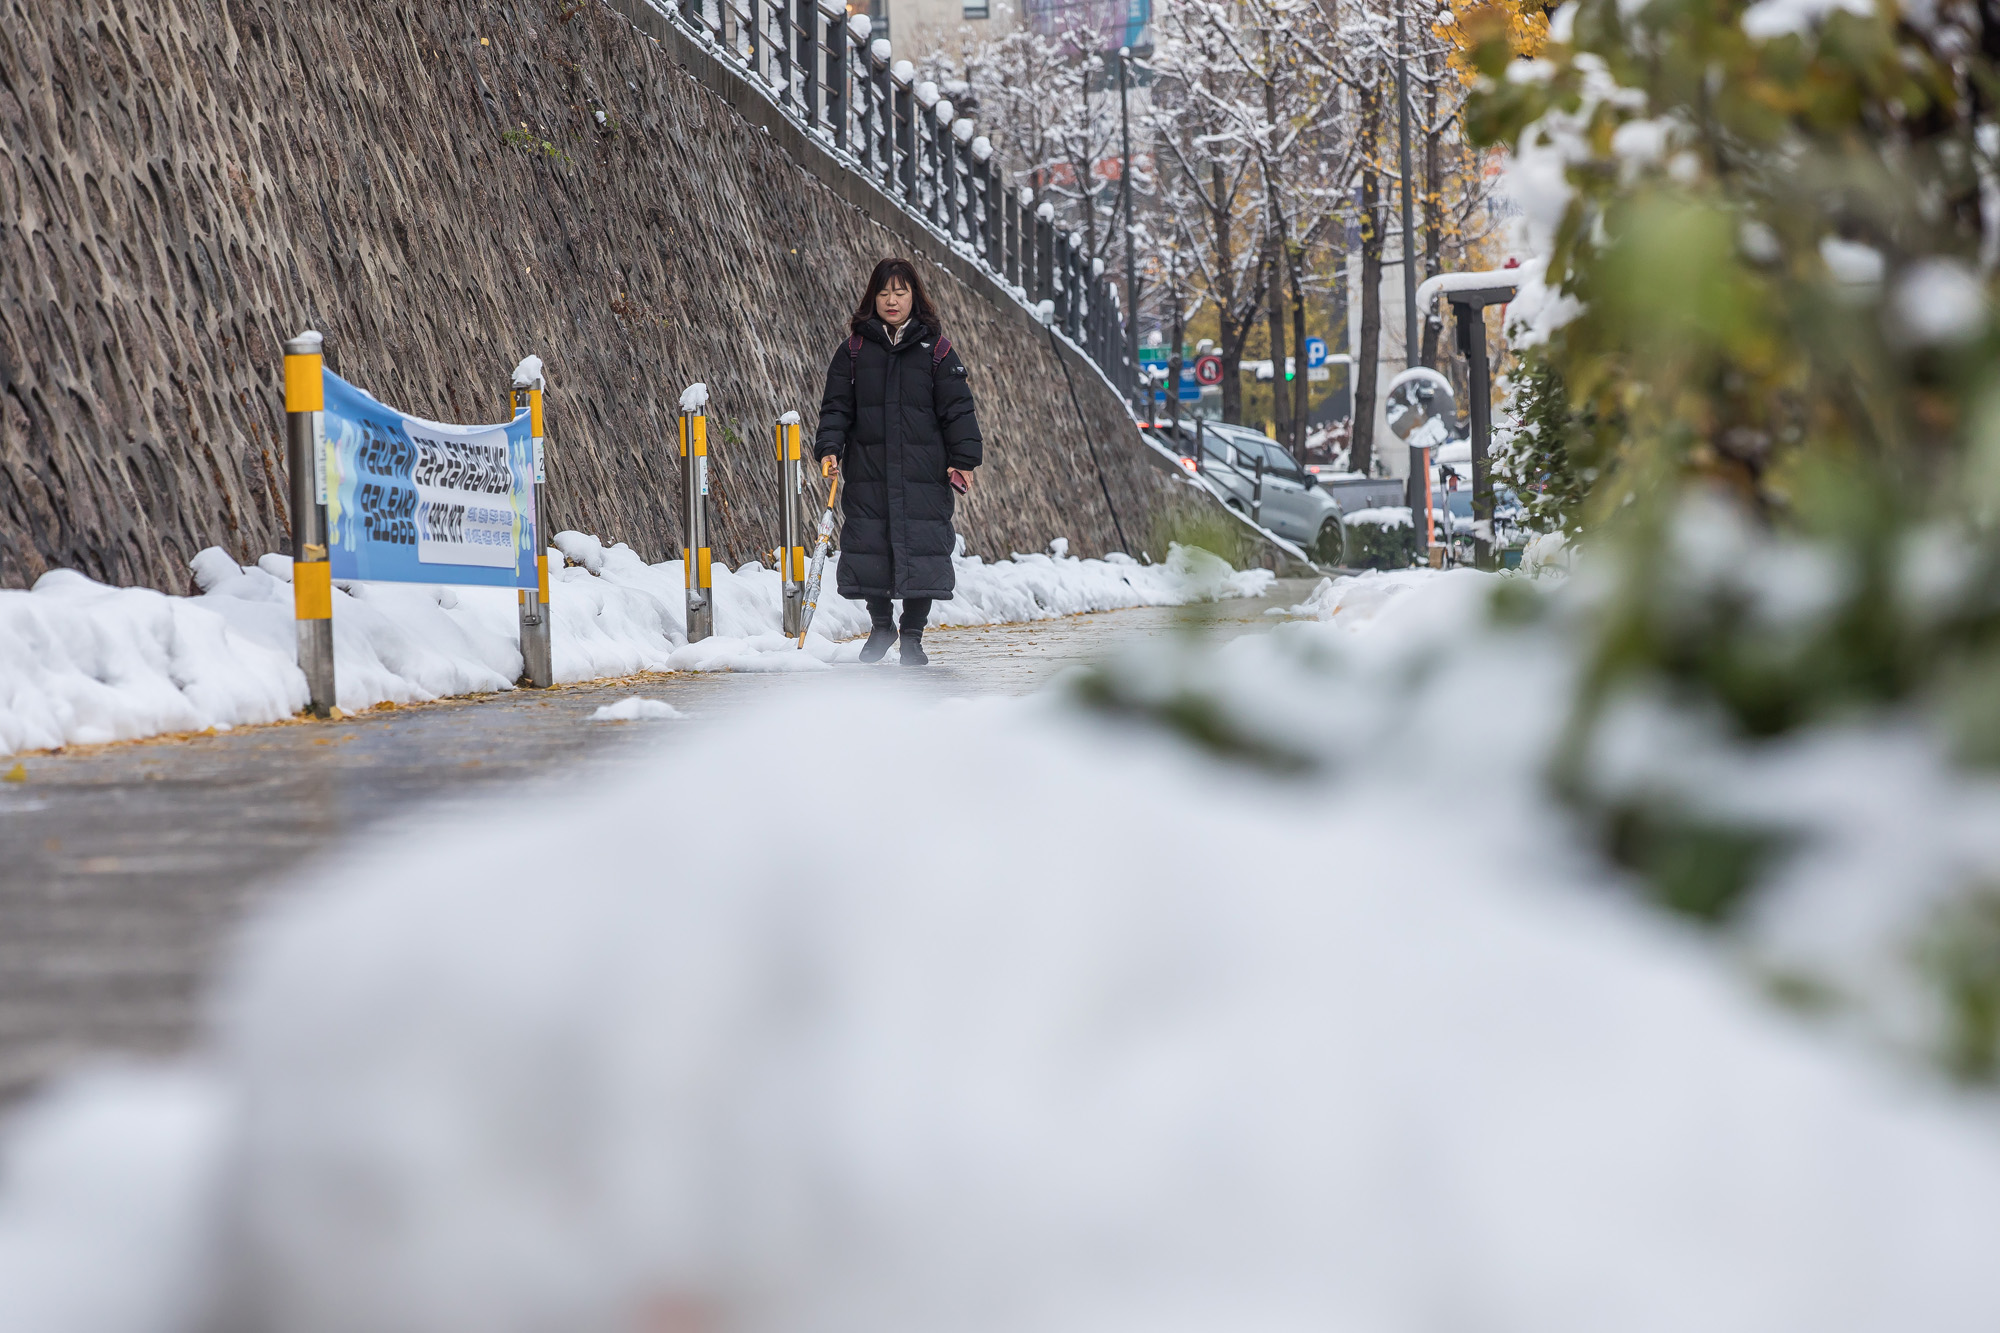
0 0 1176 593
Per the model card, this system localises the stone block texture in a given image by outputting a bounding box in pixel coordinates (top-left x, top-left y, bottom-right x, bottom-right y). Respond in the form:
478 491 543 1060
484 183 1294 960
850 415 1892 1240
0 0 1171 593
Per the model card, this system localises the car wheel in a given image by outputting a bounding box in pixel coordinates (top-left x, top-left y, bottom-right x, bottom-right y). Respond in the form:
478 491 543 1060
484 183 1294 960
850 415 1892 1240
1312 518 1346 566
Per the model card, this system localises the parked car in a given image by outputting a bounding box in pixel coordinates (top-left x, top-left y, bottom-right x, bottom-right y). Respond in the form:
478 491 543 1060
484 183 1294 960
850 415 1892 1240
1144 420 1346 563
1434 467 1526 563
1309 470 1406 516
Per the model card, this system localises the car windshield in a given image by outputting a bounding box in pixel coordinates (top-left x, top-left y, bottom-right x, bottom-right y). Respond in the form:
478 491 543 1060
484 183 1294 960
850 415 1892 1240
1204 426 1289 473
1442 486 1523 517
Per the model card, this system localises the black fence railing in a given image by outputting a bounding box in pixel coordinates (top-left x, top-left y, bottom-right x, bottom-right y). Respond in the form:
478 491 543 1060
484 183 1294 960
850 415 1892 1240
655 0 1138 403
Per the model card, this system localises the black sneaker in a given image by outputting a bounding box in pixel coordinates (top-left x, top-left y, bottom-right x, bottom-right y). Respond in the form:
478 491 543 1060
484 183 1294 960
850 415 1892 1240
859 624 897 663
898 630 929 666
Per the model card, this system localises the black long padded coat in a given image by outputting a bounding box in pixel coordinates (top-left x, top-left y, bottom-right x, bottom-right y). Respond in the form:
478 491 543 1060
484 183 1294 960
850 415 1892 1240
813 315 984 600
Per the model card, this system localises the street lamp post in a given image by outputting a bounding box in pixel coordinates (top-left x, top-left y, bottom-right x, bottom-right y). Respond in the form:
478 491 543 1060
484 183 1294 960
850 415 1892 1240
1397 8 1418 371
1119 45 1140 416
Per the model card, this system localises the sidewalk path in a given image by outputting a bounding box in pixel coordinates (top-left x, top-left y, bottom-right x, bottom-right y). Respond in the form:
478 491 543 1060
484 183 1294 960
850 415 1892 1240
0 579 1316 1104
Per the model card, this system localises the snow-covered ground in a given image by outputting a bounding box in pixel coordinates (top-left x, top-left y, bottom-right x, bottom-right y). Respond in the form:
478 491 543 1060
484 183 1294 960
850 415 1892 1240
0 536 1271 757
4 560 2000 1332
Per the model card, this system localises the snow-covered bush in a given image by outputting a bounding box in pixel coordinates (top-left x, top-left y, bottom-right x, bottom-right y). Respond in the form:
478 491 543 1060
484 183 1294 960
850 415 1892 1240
1341 506 1422 570
1449 0 2000 1078
1491 353 1599 538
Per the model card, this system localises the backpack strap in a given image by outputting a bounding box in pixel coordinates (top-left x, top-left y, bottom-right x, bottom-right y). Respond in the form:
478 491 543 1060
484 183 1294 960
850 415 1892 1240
847 333 862 385
932 335 952 367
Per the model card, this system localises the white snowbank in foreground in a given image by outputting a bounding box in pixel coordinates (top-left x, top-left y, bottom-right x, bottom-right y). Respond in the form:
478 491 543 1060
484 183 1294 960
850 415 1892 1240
0 539 1269 756
587 697 687 721
6 570 2000 1331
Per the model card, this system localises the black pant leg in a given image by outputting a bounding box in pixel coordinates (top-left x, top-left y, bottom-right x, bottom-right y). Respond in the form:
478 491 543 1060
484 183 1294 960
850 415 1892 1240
865 595 894 627
899 597 933 633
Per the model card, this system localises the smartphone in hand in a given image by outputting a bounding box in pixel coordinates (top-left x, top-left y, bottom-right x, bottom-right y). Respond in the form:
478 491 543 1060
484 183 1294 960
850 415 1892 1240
949 470 969 495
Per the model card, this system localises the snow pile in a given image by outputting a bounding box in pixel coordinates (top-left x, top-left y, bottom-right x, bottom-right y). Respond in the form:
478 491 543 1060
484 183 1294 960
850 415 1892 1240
510 354 545 388
0 1067 231 1333
587 697 687 721
0 568 306 754
1520 529 1573 576
679 382 709 413
7 582 2000 1330
0 538 1269 756
1281 567 1485 630
1342 505 1413 529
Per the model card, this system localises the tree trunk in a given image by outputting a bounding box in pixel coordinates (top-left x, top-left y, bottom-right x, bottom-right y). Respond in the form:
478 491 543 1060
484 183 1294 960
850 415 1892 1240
1288 241 1309 453
1419 55 1444 370
1352 93 1384 477
1215 163 1246 426
1267 241 1290 443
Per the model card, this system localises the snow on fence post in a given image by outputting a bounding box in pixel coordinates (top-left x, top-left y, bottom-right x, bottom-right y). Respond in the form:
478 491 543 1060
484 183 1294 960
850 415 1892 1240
283 330 336 717
1067 237 1085 342
776 0 795 108
824 0 848 151
972 136 998 268
870 41 893 182
1054 232 1074 335
797 0 819 125
951 117 975 243
510 361 553 688
679 383 715 643
892 61 916 202
1007 187 1027 290
1034 200 1055 305
776 412 806 636
934 100 957 233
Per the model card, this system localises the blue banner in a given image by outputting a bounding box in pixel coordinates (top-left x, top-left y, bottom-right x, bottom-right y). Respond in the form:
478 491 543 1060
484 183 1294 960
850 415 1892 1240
320 370 537 589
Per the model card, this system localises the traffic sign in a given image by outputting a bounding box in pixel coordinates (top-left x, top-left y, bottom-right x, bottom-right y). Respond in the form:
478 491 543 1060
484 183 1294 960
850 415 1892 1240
1193 353 1224 386
1305 337 1328 368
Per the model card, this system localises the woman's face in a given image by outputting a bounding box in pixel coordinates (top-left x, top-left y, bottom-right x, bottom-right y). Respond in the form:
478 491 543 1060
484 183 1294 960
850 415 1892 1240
875 278 914 327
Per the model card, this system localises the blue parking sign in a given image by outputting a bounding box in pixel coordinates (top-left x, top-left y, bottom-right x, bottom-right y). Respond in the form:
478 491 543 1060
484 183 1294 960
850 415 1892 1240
1306 337 1328 369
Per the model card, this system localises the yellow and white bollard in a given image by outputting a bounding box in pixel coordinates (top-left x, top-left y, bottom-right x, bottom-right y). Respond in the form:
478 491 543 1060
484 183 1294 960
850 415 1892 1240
776 412 806 636
511 364 553 687
680 388 714 642
283 330 335 717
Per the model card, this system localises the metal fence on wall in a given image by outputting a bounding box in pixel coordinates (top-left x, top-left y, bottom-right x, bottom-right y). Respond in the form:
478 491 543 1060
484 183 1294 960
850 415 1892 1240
648 0 1138 401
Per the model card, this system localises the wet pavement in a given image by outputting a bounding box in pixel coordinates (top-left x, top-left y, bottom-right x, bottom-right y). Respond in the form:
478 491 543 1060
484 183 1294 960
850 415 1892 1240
0 579 1316 1104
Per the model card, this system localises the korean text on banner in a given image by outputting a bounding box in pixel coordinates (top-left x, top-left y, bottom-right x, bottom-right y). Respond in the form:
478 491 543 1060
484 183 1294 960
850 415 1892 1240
320 370 539 589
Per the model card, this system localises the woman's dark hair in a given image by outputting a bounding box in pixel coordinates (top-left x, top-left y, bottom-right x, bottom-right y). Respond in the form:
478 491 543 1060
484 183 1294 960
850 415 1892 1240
849 257 939 334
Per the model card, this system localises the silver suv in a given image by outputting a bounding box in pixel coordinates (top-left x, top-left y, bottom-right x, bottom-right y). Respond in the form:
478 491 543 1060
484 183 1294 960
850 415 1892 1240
1146 420 1346 563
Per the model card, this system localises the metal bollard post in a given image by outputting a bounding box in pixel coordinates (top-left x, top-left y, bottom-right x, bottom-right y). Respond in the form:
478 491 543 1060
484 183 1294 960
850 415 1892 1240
1194 416 1205 475
283 330 336 717
681 397 714 642
777 413 805 635
511 365 553 687
1252 453 1264 527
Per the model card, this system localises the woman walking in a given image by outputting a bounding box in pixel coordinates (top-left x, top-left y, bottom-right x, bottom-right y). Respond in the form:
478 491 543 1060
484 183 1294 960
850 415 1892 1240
814 258 983 665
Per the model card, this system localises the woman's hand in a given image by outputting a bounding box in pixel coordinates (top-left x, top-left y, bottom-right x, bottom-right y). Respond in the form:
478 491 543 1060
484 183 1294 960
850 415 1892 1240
822 455 839 479
948 467 973 495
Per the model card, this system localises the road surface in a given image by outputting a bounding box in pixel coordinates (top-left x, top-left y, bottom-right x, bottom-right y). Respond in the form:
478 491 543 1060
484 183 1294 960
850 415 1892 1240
0 580 1316 1105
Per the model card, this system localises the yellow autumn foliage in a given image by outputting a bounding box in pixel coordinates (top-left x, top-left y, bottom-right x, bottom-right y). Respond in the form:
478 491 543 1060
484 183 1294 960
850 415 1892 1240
1439 0 1549 81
